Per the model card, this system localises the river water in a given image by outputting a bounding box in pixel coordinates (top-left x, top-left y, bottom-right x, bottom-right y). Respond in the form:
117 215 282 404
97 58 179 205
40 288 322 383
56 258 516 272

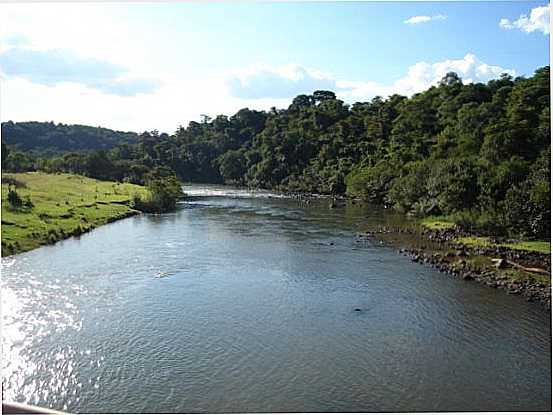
2 185 551 413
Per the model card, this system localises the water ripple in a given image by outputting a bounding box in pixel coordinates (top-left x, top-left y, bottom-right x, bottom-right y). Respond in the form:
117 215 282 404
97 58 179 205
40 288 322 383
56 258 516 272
1 185 550 412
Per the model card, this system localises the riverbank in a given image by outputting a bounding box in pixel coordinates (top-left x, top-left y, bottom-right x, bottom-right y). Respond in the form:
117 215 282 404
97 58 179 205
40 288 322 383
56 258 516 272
358 222 551 309
1 172 148 256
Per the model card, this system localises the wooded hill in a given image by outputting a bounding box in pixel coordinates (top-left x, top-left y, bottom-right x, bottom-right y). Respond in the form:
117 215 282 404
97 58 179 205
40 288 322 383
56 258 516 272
1 121 138 155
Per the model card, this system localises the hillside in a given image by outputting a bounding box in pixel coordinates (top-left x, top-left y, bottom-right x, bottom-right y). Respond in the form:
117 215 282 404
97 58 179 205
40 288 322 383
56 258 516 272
1 121 139 155
1 172 147 256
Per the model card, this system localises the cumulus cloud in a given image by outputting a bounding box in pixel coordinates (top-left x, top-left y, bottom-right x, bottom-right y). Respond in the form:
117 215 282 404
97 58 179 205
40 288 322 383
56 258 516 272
226 54 515 102
0 47 161 96
499 5 550 34
387 53 515 96
340 54 515 99
0 4 146 66
98 78 162 97
226 64 337 99
0 74 241 133
404 14 447 25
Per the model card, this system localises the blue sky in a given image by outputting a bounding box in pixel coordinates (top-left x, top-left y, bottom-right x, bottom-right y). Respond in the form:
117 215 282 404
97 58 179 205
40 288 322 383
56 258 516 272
128 2 548 81
0 1 549 132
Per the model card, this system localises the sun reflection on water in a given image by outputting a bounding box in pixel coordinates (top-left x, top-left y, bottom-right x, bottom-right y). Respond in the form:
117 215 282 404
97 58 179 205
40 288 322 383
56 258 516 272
2 258 87 408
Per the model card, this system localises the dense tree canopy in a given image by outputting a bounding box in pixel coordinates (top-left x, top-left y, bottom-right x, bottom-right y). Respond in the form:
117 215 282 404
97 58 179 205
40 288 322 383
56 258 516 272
2 66 550 237
1 121 138 155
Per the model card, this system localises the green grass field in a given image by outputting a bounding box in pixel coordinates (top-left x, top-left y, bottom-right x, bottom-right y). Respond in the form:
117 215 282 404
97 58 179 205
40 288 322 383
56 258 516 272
1 172 148 256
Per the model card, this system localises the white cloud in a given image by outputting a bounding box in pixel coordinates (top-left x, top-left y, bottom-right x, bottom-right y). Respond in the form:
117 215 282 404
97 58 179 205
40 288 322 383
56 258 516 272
0 47 161 96
226 64 337 99
404 14 447 25
2 77 207 132
499 5 550 34
0 3 175 130
1 54 515 133
226 54 515 103
0 4 518 134
0 4 155 75
388 53 515 96
0 69 294 133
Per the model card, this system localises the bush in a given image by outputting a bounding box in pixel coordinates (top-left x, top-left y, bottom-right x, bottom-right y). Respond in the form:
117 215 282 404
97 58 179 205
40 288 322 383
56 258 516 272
23 196 34 209
132 168 184 213
450 209 504 235
7 187 23 209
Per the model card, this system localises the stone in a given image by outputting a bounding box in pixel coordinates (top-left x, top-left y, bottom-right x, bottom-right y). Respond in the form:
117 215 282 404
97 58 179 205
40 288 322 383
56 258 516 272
493 258 508 269
462 273 474 281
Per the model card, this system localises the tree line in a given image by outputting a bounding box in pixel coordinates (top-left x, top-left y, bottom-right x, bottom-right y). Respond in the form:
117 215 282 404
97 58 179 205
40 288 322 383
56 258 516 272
2 67 550 237
2 121 138 156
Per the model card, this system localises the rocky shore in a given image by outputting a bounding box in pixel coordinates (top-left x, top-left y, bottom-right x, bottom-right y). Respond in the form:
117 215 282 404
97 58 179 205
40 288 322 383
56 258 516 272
359 226 551 310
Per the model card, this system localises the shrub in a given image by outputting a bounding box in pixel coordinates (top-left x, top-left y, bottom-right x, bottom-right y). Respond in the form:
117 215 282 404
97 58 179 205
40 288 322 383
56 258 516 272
141 168 184 213
450 209 504 235
23 196 34 209
7 186 23 209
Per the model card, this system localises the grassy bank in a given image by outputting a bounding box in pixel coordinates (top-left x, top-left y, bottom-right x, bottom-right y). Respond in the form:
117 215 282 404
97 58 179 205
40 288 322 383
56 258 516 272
1 172 148 256
455 236 550 255
420 217 456 231
362 219 550 308
420 216 550 254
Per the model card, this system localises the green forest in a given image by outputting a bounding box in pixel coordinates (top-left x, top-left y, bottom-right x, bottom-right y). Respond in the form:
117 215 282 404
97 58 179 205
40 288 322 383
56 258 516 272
2 67 550 239
2 121 138 156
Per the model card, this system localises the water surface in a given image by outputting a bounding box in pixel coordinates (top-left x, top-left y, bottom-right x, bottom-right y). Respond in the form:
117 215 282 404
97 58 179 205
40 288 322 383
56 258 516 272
2 185 551 412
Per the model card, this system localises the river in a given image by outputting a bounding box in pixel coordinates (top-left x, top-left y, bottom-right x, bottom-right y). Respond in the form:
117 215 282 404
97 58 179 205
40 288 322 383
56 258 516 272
2 184 551 412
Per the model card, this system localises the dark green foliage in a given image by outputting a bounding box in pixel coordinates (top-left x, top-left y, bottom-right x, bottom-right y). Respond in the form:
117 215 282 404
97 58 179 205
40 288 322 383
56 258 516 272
216 149 247 184
2 142 9 165
387 160 433 213
22 195 34 209
133 168 185 213
3 150 36 172
1 67 550 237
503 148 550 238
7 186 23 209
346 160 398 203
1 121 138 155
428 157 479 214
384 157 479 216
449 208 504 235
